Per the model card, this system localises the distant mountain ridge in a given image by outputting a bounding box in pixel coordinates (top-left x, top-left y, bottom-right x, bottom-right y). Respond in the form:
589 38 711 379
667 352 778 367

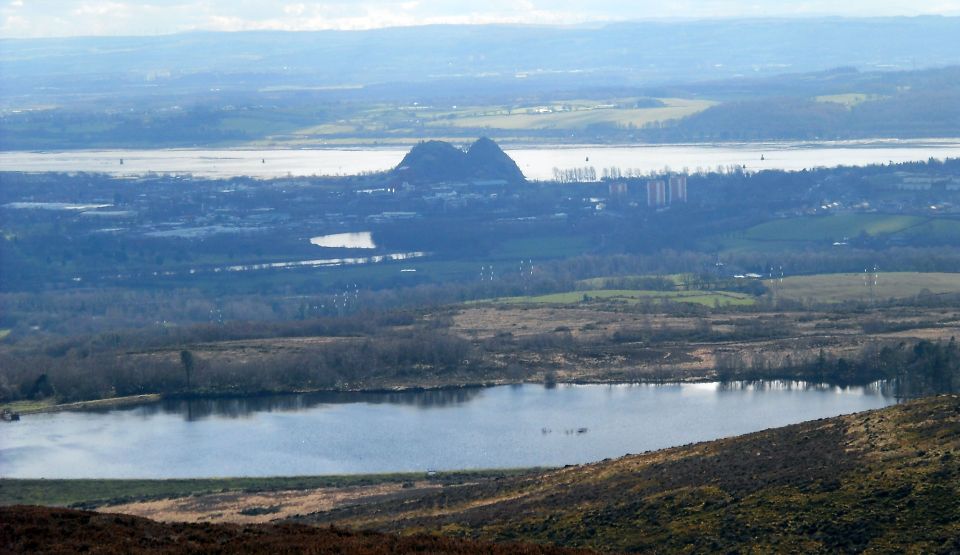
5 18 960 99
394 138 525 185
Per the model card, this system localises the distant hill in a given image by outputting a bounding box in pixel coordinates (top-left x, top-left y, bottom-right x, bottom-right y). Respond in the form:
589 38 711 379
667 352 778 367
304 395 960 553
394 138 525 185
641 66 960 141
5 19 960 102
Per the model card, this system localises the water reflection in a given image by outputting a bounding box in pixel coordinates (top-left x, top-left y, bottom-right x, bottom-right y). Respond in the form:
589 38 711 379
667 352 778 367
132 387 485 421
218 251 424 272
4 382 898 479
103 251 427 284
717 379 900 398
122 381 896 422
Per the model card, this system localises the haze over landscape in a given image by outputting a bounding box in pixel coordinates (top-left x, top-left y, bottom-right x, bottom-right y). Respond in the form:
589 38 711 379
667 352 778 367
5 1 960 37
2 3 960 554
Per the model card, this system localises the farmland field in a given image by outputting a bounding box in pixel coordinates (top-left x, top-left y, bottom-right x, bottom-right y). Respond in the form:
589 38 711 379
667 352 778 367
895 218 960 243
426 98 716 131
254 97 715 145
708 213 932 252
770 271 960 302
575 274 687 288
742 214 924 242
484 288 755 306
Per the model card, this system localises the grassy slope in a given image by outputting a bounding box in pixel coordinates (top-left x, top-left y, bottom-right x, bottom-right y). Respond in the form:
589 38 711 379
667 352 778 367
0 469 540 509
303 395 960 553
771 271 960 302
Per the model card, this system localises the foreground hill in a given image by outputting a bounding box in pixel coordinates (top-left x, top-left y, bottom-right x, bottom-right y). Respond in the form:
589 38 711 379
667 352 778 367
0 505 593 555
299 395 960 553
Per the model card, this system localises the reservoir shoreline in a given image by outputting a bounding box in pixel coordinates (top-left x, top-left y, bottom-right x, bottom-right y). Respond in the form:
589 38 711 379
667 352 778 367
2 373 888 416
2 381 894 479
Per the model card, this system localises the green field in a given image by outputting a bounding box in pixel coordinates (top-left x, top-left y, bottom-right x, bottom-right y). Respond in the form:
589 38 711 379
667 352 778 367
575 274 688 289
427 98 715 131
489 235 593 260
770 272 960 302
708 213 930 252
0 469 541 508
264 97 714 145
743 214 924 242
486 289 755 306
895 218 960 243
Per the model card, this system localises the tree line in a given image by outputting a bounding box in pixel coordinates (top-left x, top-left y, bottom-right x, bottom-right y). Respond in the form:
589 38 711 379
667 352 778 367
718 338 960 398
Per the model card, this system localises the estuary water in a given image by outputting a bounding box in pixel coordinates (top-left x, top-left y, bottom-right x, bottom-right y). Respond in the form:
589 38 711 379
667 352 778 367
1 139 959 181
0 381 894 479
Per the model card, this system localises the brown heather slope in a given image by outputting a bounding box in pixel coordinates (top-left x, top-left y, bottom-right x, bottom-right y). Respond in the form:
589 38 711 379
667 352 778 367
0 505 596 555
298 395 960 553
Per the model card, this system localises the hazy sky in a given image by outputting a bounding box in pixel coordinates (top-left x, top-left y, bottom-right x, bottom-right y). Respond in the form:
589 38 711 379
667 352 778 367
3 0 960 38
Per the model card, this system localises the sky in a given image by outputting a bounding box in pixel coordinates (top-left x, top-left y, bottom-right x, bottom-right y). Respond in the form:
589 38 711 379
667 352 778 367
2 0 960 38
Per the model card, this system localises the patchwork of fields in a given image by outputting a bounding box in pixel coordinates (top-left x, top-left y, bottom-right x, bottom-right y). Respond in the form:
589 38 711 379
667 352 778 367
424 98 715 131
708 213 960 252
770 271 960 302
256 97 715 145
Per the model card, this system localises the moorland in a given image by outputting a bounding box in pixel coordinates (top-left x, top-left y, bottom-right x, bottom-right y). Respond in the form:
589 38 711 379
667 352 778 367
4 395 957 553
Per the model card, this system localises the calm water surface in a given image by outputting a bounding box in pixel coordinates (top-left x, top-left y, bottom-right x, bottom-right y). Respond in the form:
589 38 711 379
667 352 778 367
0 382 894 479
310 231 377 249
2 140 958 180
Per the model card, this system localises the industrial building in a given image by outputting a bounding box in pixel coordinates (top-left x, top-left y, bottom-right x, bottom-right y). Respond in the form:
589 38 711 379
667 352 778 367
646 180 666 207
668 175 688 203
647 175 687 207
608 182 628 197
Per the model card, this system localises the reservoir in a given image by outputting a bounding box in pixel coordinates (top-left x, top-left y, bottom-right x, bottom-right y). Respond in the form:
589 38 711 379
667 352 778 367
1 140 959 180
0 381 894 479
